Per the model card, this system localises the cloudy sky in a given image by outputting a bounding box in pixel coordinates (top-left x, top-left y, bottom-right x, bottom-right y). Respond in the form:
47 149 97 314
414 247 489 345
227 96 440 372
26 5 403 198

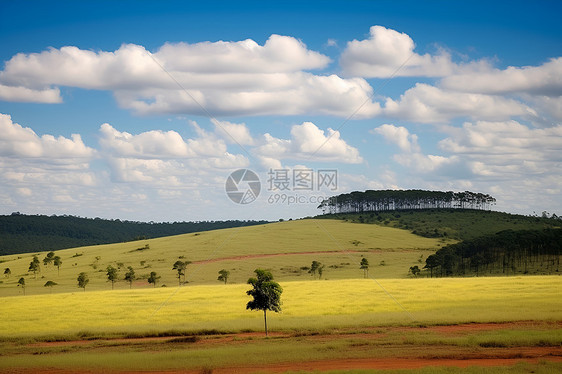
0 1 560 222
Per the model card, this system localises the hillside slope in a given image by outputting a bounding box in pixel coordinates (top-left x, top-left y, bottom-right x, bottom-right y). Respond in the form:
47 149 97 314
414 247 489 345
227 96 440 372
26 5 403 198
0 219 443 296
0 213 268 255
318 209 560 240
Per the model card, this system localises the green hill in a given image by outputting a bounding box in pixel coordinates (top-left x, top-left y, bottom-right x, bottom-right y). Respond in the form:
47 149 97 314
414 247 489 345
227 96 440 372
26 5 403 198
0 219 443 296
0 213 268 255
318 209 560 240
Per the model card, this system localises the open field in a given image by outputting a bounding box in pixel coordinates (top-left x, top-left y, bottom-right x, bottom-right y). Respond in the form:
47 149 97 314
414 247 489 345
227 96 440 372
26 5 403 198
1 217 560 372
1 276 560 337
0 276 560 373
0 219 444 296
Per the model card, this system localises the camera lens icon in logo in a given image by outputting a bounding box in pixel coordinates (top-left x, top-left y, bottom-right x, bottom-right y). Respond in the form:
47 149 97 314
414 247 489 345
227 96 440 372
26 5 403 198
225 169 261 204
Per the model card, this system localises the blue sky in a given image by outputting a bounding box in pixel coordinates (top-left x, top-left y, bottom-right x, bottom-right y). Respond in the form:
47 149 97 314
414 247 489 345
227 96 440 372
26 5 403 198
0 0 561 221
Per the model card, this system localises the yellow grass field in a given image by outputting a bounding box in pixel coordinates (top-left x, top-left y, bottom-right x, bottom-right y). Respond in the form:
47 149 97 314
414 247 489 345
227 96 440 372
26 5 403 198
1 276 560 338
0 219 445 295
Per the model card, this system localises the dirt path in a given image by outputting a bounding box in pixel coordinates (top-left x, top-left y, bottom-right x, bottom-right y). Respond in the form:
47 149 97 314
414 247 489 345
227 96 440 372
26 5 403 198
190 249 368 264
205 354 562 374
28 321 561 348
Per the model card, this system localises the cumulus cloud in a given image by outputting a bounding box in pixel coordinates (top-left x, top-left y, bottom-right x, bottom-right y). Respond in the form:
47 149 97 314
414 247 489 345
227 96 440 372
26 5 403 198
0 37 380 118
211 119 255 146
0 113 94 159
99 122 250 183
441 57 562 96
382 83 537 123
340 26 489 78
255 122 363 164
373 124 456 173
372 124 420 152
0 84 62 103
438 121 562 178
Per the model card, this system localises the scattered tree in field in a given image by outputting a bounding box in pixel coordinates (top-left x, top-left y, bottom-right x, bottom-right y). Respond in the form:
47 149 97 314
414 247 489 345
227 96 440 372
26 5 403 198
53 256 62 275
318 264 325 279
148 271 161 287
18 277 26 295
43 252 55 267
172 260 190 285
246 269 283 337
77 272 89 291
360 258 369 278
124 266 136 288
28 256 41 279
217 269 230 284
106 265 118 289
409 265 421 277
308 260 321 279
44 280 57 293
3 268 10 278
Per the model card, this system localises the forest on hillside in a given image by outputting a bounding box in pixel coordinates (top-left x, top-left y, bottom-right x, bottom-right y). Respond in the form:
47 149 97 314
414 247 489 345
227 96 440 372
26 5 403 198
318 190 496 214
0 213 268 255
424 228 561 277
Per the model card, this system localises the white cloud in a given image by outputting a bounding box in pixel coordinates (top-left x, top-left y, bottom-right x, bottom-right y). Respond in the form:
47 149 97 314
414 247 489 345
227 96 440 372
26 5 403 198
255 122 363 164
382 83 536 123
372 124 456 173
0 84 62 103
212 119 255 146
157 34 331 73
438 121 562 177
441 57 562 96
340 26 489 78
0 38 380 118
372 124 420 152
0 113 94 159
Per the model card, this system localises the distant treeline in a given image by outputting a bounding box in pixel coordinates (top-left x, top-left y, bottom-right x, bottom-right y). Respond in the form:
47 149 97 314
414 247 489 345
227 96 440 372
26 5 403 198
424 229 562 277
0 213 269 255
318 190 496 214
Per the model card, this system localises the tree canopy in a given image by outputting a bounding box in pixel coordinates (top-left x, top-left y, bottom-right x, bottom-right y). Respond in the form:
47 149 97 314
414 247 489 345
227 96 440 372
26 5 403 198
77 272 89 291
318 189 496 214
424 228 561 277
246 269 283 336
217 269 230 284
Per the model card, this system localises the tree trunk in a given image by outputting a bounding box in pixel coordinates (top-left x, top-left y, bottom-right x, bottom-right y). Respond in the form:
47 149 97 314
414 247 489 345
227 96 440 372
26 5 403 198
263 309 268 337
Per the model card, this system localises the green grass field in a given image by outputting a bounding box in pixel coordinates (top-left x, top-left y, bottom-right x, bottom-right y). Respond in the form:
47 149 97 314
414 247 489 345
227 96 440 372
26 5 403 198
0 219 444 296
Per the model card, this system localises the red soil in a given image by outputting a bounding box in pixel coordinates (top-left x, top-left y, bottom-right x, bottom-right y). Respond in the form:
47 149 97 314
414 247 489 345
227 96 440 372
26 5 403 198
15 322 562 374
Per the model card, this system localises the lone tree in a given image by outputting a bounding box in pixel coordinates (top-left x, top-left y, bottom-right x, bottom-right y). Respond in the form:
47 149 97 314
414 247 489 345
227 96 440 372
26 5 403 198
409 265 421 277
217 269 230 284
172 260 189 285
44 280 57 293
360 258 369 278
308 261 321 279
17 277 26 295
124 266 136 289
246 269 283 337
29 255 41 279
4 268 11 278
147 271 161 287
77 272 89 291
106 265 118 289
53 256 62 275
